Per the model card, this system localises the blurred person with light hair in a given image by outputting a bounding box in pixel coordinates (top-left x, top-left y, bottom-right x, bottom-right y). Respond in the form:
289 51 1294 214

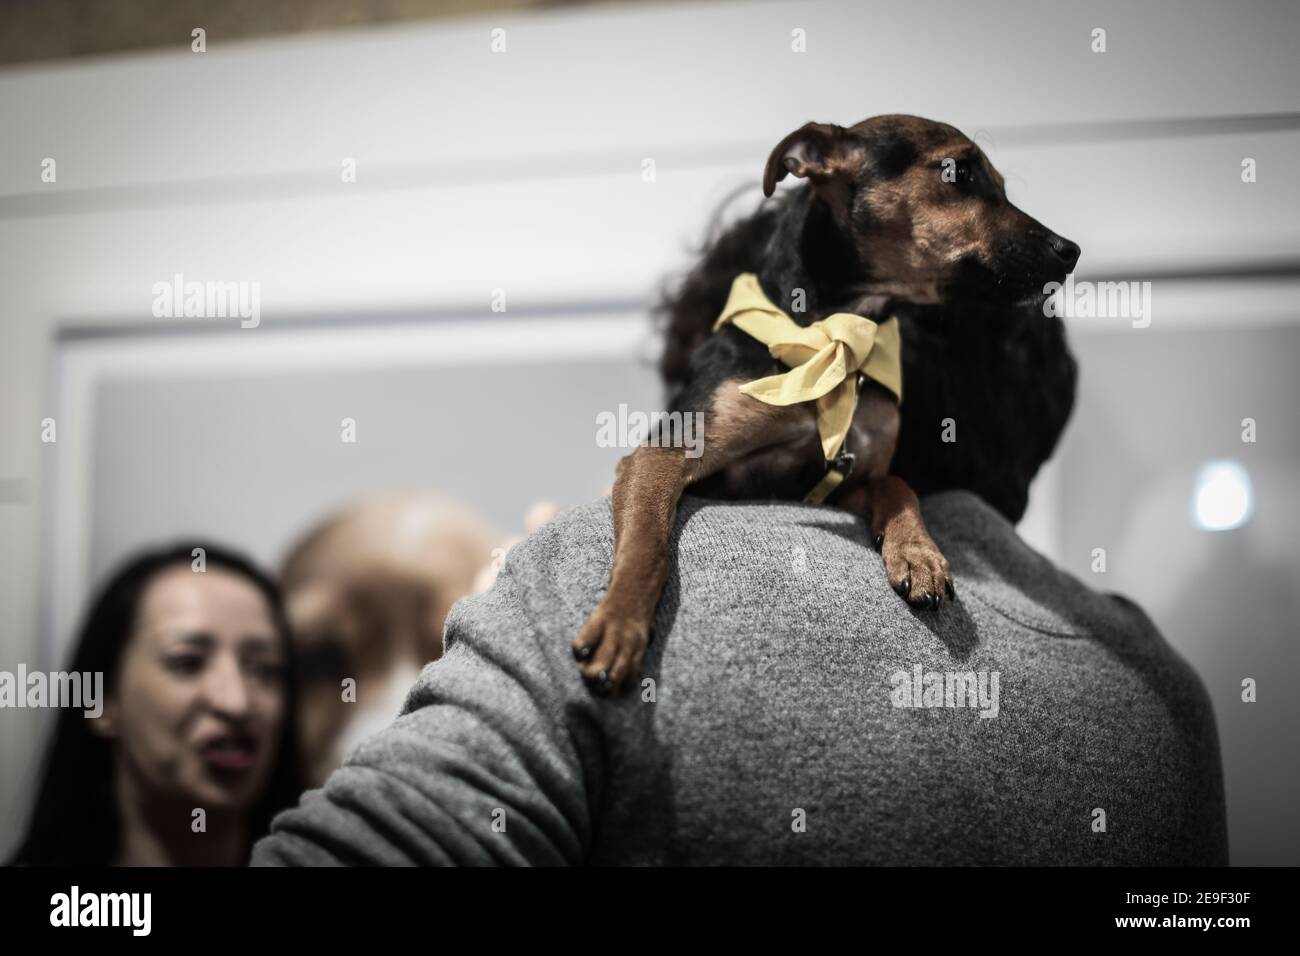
280 491 556 786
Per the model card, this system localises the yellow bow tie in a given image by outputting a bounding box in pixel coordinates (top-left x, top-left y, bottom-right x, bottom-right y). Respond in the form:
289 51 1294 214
712 272 903 463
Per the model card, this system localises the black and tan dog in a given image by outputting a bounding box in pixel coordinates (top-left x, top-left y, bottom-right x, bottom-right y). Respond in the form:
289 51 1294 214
574 114 1080 695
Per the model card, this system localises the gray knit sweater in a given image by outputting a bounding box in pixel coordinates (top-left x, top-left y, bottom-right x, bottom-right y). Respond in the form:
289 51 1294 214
251 491 1229 866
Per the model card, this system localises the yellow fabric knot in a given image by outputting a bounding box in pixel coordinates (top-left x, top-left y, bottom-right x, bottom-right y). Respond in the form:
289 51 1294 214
712 272 903 462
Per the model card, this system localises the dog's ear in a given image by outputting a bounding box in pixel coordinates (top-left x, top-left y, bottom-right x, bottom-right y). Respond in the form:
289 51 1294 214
762 121 864 207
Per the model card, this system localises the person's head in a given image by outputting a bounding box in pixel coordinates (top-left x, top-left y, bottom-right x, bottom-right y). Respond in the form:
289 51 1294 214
280 491 496 786
10 542 302 866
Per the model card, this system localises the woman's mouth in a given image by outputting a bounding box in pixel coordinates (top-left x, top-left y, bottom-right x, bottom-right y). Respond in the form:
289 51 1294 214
198 733 258 773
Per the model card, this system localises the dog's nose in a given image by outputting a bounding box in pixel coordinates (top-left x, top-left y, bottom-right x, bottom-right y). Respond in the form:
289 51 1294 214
1048 235 1081 272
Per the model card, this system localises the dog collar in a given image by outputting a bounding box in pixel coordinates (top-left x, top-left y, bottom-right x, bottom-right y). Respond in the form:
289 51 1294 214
712 272 902 502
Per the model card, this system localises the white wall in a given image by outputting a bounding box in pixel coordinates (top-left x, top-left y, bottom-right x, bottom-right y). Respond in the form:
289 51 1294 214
2 0 1298 861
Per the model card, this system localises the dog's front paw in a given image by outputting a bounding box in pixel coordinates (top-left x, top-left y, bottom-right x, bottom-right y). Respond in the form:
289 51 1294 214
572 599 651 697
881 532 954 610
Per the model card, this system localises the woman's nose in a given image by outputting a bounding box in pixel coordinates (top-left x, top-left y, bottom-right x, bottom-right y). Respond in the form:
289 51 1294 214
203 655 251 715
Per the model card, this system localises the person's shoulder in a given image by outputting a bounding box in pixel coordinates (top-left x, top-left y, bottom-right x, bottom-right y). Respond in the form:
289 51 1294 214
920 489 1189 659
923 490 1220 752
509 494 869 561
504 489 1176 658
495 497 614 596
449 499 617 649
509 496 613 557
497 492 876 606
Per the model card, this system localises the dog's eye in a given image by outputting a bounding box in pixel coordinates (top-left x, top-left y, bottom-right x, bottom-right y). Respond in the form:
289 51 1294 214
939 158 975 188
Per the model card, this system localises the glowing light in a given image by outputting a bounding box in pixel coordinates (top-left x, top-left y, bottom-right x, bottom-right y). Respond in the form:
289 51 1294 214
1192 460 1253 531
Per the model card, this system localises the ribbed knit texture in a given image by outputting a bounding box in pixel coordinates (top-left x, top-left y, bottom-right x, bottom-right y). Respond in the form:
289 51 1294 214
251 490 1228 866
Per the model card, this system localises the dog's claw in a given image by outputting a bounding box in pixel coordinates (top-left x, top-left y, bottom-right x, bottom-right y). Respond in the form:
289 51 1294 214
874 533 884 551
882 530 950 610
946 579 956 600
574 600 651 697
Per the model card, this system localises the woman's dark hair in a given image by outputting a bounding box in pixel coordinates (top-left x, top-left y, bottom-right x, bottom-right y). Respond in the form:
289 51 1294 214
8 542 303 866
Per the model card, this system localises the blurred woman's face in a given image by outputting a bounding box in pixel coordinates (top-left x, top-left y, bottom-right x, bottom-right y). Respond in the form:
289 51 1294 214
98 564 287 811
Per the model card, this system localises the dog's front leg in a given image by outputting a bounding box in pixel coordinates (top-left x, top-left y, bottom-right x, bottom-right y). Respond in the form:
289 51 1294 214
839 476 953 609
574 378 806 695
572 444 691 695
